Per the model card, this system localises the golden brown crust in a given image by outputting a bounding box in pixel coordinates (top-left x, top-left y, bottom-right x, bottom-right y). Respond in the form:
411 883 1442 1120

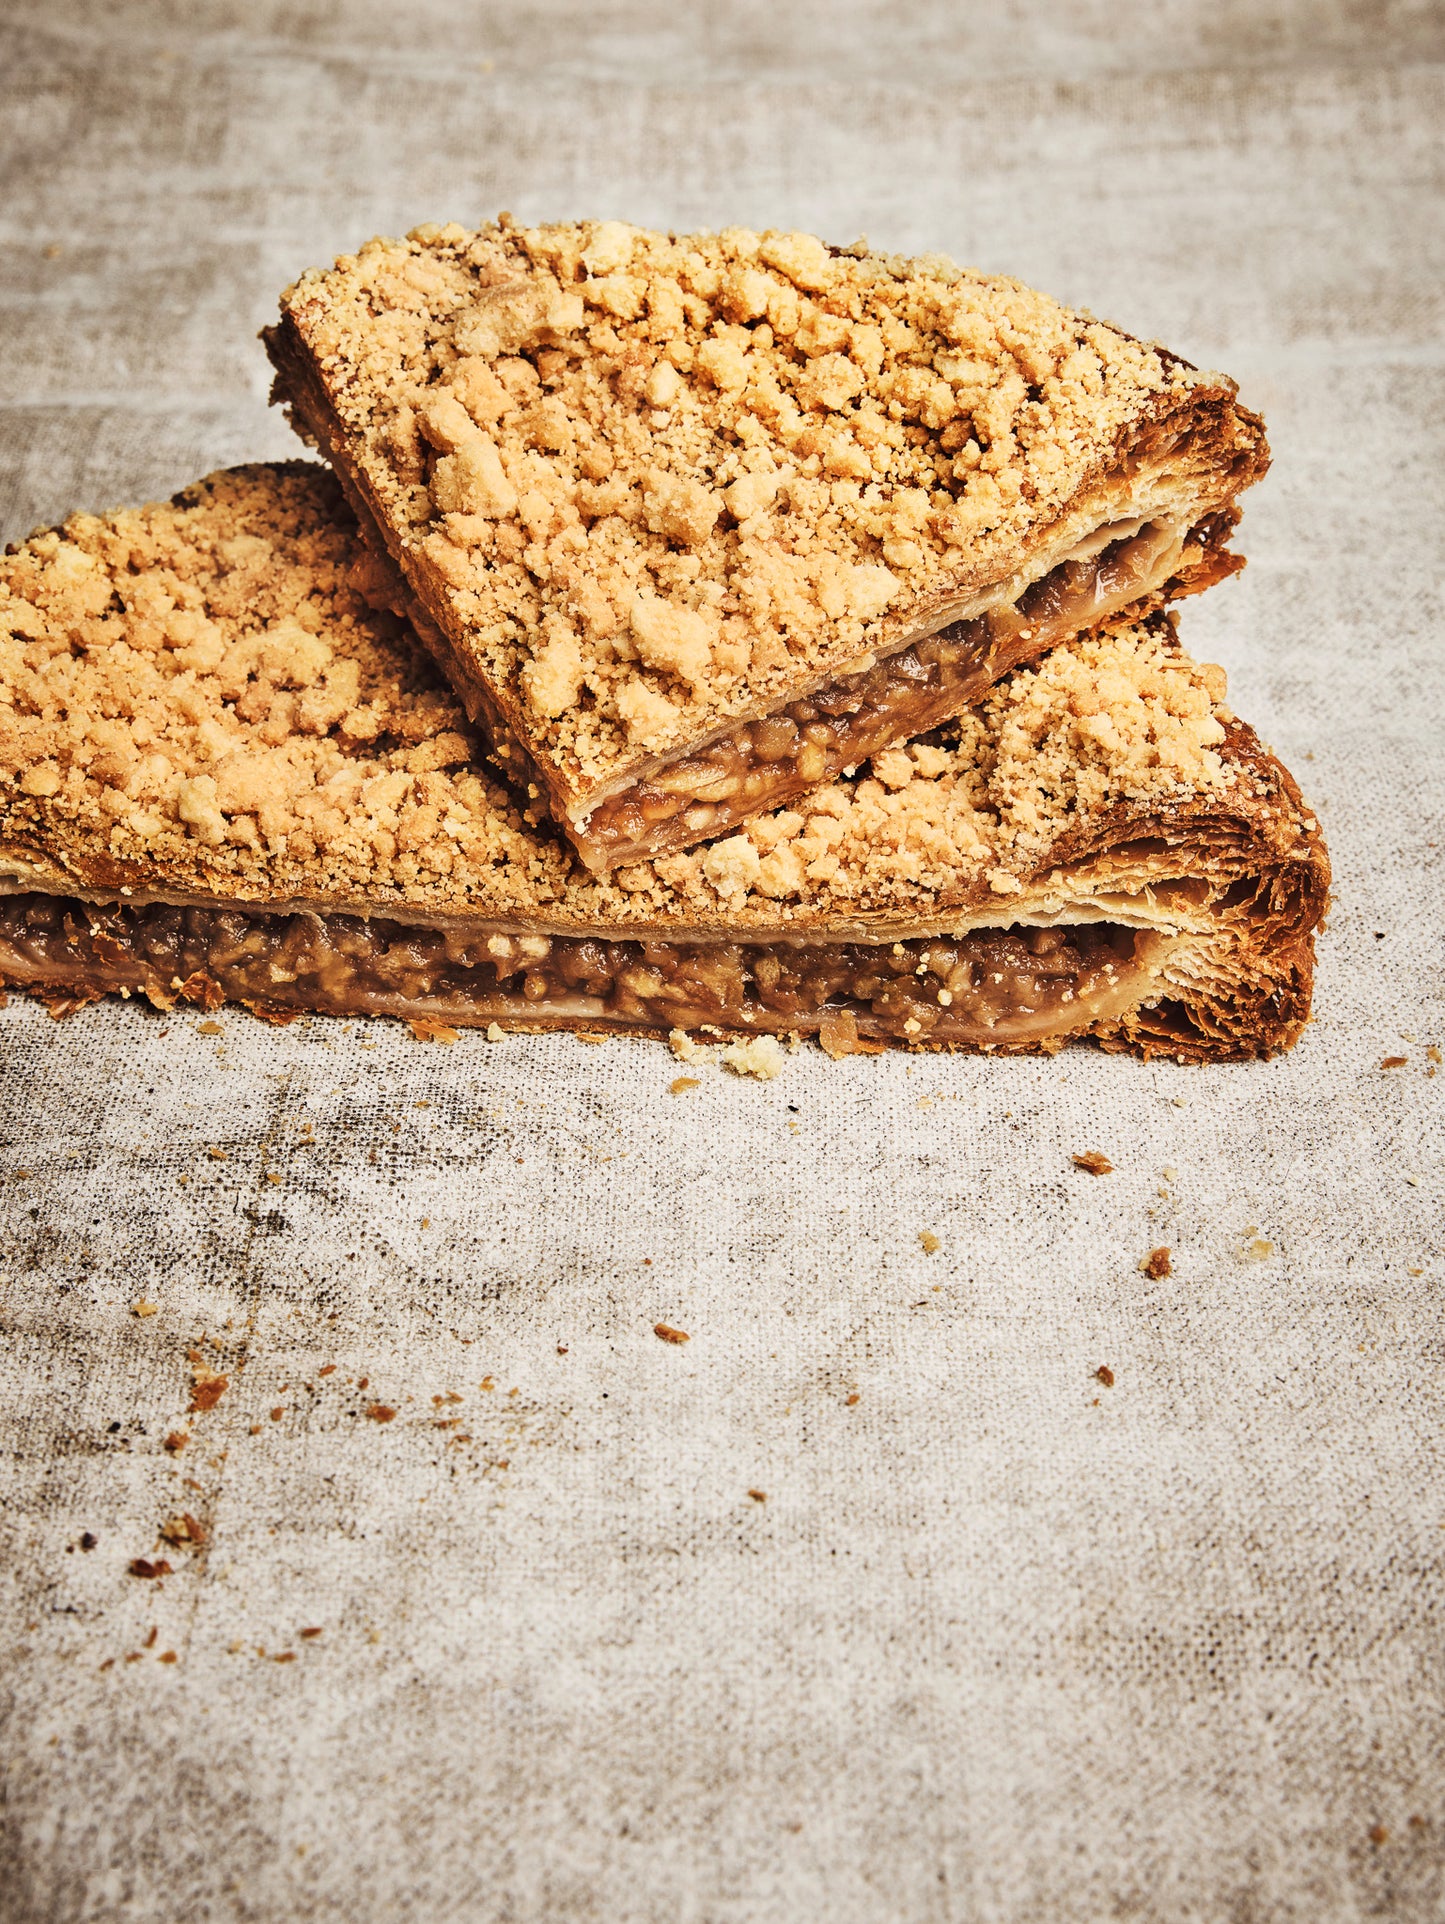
0 464 1325 1059
266 219 1269 847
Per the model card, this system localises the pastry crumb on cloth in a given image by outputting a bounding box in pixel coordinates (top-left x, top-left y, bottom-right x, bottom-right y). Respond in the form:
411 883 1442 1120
1072 1150 1114 1175
266 218 1267 847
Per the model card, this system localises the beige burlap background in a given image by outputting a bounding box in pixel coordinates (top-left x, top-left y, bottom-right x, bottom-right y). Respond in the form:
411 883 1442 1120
1 5 1443 1919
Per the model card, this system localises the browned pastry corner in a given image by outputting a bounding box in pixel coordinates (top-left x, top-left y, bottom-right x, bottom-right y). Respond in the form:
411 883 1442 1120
0 465 1326 1061
264 218 1269 870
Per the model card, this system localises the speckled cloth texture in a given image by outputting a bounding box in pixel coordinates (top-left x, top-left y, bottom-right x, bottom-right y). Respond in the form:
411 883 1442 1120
1 6 1442 1921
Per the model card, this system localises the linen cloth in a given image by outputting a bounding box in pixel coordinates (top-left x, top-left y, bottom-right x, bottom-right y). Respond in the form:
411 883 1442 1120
1 6 1442 1919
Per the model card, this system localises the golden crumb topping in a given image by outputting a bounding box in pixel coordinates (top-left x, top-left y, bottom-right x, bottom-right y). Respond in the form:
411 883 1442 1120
276 219 1228 796
0 466 1291 935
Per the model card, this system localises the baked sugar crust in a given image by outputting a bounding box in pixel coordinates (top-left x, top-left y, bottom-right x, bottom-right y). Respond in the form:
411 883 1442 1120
0 465 1325 1058
265 219 1269 853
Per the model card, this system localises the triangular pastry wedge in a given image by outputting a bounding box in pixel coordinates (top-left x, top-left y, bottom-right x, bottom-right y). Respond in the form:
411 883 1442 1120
265 219 1268 870
0 465 1325 1061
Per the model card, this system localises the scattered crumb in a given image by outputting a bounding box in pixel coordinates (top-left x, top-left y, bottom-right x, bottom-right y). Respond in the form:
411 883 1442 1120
1072 1150 1113 1176
1243 1238 1275 1261
275 1651 296 1664
408 1017 459 1043
1408 1267 1424 1277
1381 1055 1407 1070
557 1344 568 1354
1171 1096 1187 1108
485 1022 505 1041
158 1651 178 1664
269 1406 285 1421
299 1627 323 1639
265 1171 281 1185
132 1300 158 1318
127 1558 172 1579
197 1021 223 1036
721 1034 783 1080
1140 1247 1172 1279
748 1489 767 1503
208 1146 227 1160
575 1033 605 1045
186 1357 229 1414
669 1028 708 1064
669 1075 701 1094
845 1392 860 1406
918 1231 940 1255
1369 1825 1389 1847
1096 1365 1115 1388
318 1365 337 1377
1161 1166 1177 1181
364 1403 397 1421
653 1323 690 1345
159 1512 207 1549
1428 1046 1442 1065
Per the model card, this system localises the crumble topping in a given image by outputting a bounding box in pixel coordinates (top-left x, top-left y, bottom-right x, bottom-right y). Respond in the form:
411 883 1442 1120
0 465 1286 932
275 219 1239 791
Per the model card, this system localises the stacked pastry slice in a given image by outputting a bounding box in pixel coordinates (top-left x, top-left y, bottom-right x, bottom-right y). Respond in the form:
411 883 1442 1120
0 222 1326 1060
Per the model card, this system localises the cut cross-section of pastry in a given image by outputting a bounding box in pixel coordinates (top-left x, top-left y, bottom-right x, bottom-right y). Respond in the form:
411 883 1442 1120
264 219 1269 869
0 465 1325 1061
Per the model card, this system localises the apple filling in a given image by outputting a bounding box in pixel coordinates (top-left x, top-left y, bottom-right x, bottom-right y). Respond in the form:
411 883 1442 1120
0 892 1173 1049
573 517 1197 869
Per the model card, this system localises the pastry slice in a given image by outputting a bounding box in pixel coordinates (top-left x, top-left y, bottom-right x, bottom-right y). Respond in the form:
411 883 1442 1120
265 218 1269 870
0 465 1325 1061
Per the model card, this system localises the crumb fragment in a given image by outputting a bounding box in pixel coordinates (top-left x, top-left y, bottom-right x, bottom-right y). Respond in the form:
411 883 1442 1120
918 1231 941 1255
485 1022 505 1042
1243 1237 1275 1261
1095 1365 1115 1388
748 1489 767 1503
720 1034 783 1080
299 1626 323 1639
653 1323 690 1345
159 1512 208 1549
1428 1046 1442 1065
132 1301 158 1318
1381 1055 1407 1069
186 1357 229 1414
364 1403 397 1421
128 1558 172 1579
1140 1247 1172 1279
163 1431 187 1453
669 1028 709 1064
197 1021 223 1036
208 1147 227 1161
845 1392 860 1406
1071 1150 1113 1176
669 1075 701 1094
408 1016 459 1043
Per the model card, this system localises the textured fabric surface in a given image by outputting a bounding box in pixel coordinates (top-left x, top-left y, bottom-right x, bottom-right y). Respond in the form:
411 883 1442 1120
1 7 1443 1921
